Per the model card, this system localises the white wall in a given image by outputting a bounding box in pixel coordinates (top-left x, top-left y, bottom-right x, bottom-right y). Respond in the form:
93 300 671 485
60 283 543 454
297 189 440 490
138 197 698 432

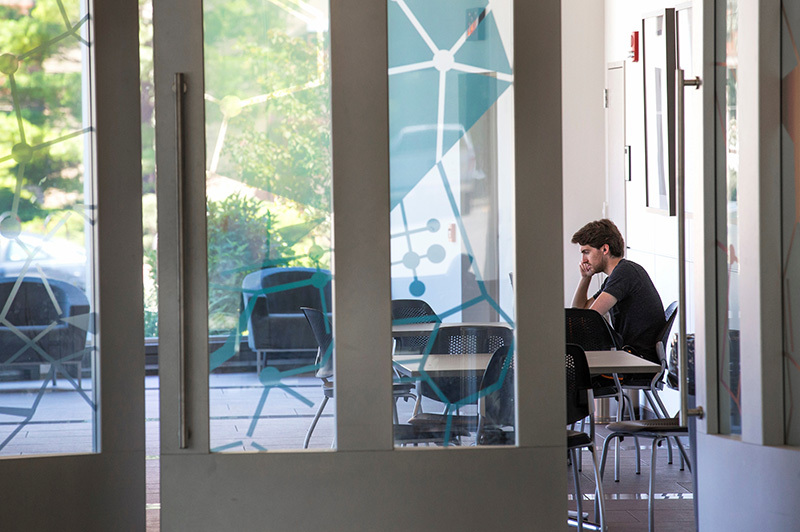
605 0 691 316
562 0 607 304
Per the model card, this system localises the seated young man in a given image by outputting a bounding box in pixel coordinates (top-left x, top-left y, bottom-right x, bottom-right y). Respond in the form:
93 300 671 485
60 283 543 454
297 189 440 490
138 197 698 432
570 219 665 363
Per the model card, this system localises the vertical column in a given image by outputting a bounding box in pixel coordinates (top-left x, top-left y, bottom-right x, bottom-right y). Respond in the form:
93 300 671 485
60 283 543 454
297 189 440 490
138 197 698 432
330 0 394 451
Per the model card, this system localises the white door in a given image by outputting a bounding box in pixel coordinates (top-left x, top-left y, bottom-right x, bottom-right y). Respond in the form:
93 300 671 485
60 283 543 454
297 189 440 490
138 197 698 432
692 0 800 528
0 0 146 529
154 1 570 529
606 62 627 241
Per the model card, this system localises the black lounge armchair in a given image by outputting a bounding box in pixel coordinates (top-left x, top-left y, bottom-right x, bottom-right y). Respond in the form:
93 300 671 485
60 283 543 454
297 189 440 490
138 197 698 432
0 277 90 388
242 267 332 374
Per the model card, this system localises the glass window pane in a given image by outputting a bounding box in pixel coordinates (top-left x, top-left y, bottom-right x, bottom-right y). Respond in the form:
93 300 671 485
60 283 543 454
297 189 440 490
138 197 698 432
782 3 800 446
388 0 515 448
0 0 97 455
203 0 333 452
715 0 741 435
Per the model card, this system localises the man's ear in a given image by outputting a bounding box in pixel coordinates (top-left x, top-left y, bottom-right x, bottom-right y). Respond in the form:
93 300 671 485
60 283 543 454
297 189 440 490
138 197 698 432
601 244 609 255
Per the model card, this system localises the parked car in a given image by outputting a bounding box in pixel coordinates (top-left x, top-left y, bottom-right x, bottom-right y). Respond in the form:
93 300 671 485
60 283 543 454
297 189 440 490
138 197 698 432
0 233 88 291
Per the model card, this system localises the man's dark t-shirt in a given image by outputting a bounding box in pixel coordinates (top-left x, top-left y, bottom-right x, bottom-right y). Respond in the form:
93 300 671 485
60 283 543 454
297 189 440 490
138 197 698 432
592 259 665 363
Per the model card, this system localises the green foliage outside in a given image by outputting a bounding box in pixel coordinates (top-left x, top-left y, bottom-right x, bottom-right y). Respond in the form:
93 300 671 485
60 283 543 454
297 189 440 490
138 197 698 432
0 1 89 244
200 0 332 335
2 1 332 339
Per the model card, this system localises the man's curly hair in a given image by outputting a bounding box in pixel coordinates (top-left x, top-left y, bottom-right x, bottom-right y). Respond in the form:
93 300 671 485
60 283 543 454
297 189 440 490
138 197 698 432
571 219 625 257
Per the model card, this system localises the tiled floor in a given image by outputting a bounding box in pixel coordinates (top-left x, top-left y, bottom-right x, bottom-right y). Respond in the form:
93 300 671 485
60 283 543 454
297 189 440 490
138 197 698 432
568 424 696 531
1 372 696 530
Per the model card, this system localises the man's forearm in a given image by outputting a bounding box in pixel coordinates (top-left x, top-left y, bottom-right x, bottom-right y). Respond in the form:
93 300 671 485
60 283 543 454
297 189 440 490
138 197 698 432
571 276 593 308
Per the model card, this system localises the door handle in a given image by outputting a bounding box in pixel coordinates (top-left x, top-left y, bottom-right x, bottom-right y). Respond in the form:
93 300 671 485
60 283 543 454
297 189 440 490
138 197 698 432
676 68 704 426
173 72 189 449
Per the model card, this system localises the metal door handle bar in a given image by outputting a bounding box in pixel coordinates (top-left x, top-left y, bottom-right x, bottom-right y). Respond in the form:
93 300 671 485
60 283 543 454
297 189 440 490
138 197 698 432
174 72 189 449
676 68 704 426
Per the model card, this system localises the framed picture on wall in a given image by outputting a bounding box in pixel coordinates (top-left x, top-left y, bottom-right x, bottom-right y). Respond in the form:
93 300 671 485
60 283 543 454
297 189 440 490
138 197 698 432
642 8 677 215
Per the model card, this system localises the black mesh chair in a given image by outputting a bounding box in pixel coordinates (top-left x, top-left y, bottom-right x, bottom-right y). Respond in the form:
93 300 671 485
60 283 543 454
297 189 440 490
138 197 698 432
565 307 633 412
301 307 417 448
409 325 513 436
566 307 637 478
391 299 440 354
300 307 334 448
476 345 515 445
566 343 606 531
565 307 623 351
616 301 684 476
425 324 513 404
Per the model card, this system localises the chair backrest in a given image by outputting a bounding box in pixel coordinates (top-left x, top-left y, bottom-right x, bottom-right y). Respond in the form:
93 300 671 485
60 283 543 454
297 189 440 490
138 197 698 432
391 299 439 323
655 301 678 365
480 345 515 427
565 343 592 426
391 299 439 352
565 308 622 351
254 267 331 313
300 307 333 378
431 325 513 355
423 325 513 404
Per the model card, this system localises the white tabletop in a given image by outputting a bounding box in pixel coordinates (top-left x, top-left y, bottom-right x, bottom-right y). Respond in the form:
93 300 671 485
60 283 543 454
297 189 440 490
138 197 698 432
393 349 659 378
393 353 493 377
584 350 661 374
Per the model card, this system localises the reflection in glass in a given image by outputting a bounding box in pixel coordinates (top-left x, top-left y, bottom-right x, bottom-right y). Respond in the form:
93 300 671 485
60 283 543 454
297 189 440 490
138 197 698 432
781 4 800 446
0 0 97 456
715 0 741 434
203 0 333 452
387 0 515 447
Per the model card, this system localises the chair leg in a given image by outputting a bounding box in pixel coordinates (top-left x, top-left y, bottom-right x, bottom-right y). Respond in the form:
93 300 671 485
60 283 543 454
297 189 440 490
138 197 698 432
571 448 584 532
644 390 673 464
303 395 329 449
613 393 641 480
588 445 607 532
598 432 616 482
675 437 692 472
622 396 642 475
648 437 662 532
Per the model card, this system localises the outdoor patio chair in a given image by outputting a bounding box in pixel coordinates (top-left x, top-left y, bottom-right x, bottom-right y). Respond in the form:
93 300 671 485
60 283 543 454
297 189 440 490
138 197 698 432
243 267 331 374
